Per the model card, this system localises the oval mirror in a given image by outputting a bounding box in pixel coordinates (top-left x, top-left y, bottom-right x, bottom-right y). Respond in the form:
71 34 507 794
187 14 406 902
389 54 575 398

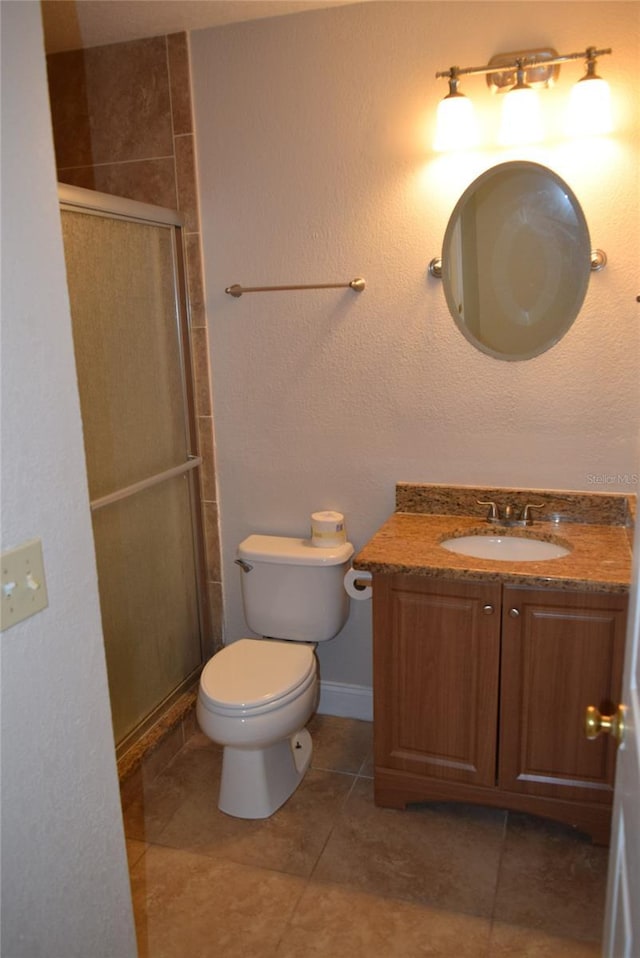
441 161 591 361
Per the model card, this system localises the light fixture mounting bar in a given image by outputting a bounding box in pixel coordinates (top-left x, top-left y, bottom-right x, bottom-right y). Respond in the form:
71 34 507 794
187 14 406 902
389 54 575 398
435 45 612 86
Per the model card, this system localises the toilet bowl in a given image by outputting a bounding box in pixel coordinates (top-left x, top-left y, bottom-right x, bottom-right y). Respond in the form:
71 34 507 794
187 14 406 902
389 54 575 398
197 532 354 819
197 638 319 818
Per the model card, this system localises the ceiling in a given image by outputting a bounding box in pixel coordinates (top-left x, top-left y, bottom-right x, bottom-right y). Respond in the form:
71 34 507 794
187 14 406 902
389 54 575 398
41 0 367 54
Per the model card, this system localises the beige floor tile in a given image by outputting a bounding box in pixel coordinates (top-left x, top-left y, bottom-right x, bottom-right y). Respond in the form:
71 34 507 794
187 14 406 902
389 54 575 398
308 714 373 774
181 729 213 750
489 921 602 957
122 738 222 842
126 838 148 870
130 843 306 958
120 765 144 812
122 722 605 953
156 766 355 877
277 881 492 957
313 779 506 917
358 747 375 779
493 813 608 941
140 722 186 788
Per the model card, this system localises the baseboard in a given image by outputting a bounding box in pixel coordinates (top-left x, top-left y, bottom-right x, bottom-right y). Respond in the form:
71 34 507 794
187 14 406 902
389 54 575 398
317 681 373 722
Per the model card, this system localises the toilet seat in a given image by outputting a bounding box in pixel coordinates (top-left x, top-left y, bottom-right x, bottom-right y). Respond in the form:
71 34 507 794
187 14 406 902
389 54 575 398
199 638 316 716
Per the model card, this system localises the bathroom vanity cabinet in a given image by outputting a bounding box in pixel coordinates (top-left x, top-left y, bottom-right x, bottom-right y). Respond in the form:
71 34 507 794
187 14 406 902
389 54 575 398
372 575 627 844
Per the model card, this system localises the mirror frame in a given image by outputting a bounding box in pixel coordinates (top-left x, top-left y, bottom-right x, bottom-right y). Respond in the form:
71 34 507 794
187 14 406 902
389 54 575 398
440 161 592 362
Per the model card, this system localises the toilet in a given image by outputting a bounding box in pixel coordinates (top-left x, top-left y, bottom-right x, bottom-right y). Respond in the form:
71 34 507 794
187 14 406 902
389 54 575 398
197 533 354 819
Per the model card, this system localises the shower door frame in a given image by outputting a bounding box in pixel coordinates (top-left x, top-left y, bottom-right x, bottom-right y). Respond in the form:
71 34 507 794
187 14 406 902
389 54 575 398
59 183 209 756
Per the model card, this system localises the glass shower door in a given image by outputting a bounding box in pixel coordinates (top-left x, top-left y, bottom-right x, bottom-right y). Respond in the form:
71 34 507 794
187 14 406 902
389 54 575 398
59 187 206 747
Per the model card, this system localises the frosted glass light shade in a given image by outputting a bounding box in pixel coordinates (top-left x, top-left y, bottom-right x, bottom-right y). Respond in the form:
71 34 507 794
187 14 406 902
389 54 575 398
567 76 613 136
498 86 543 146
433 94 479 151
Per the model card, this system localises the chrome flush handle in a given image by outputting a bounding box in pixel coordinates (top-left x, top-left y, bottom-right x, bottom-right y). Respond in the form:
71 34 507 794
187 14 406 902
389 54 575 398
234 559 253 573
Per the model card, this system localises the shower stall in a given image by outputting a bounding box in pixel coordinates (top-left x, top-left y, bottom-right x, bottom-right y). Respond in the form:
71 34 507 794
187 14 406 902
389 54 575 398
59 184 208 752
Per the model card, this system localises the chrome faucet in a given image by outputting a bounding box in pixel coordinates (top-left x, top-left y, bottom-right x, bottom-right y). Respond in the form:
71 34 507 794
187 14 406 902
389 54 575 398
477 499 500 523
520 502 545 524
477 500 544 527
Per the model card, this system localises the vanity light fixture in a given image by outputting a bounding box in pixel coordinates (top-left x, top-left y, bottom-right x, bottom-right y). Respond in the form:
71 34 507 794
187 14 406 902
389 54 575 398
567 47 613 136
498 63 544 146
434 45 613 151
433 68 479 151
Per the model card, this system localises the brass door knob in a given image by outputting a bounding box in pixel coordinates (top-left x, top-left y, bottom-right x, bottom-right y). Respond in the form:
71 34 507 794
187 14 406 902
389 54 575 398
585 704 625 745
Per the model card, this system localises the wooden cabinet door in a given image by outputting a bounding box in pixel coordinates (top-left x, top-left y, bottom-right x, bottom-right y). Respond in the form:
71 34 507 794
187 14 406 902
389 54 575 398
499 587 627 803
373 575 501 787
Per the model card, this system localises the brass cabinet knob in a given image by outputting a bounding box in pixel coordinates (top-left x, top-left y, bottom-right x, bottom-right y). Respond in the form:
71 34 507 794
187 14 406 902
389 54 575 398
585 704 625 745
482 604 494 614
509 608 520 618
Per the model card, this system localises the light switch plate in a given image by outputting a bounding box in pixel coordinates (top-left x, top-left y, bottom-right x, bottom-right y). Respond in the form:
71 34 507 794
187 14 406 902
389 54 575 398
1 539 49 631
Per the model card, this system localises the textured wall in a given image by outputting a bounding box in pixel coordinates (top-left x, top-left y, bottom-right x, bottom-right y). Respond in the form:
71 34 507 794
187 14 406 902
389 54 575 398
191 1 640 689
0 4 136 954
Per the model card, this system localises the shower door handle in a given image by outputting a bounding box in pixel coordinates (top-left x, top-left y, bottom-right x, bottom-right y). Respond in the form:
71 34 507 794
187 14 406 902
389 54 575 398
89 456 202 512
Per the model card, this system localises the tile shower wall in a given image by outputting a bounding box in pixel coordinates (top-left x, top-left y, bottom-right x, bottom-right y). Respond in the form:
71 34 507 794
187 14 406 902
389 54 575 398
47 33 222 656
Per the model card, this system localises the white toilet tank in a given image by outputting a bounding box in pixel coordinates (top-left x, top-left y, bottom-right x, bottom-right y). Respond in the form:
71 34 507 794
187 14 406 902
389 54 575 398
236 534 354 642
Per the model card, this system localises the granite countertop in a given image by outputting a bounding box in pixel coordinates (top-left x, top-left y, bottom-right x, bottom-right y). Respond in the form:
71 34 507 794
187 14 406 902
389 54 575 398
353 484 634 594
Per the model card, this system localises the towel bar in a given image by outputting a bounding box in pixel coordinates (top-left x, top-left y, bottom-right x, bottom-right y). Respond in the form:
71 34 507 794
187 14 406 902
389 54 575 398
225 278 365 297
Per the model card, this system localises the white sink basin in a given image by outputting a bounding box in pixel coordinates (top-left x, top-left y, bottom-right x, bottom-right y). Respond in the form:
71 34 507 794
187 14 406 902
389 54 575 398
440 534 570 562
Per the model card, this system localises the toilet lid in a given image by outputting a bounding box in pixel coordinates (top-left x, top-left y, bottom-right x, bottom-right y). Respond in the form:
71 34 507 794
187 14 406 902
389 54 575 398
200 638 315 710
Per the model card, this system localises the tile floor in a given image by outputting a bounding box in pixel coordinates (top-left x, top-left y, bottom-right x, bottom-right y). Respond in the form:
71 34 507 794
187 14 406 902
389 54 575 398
122 715 607 957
